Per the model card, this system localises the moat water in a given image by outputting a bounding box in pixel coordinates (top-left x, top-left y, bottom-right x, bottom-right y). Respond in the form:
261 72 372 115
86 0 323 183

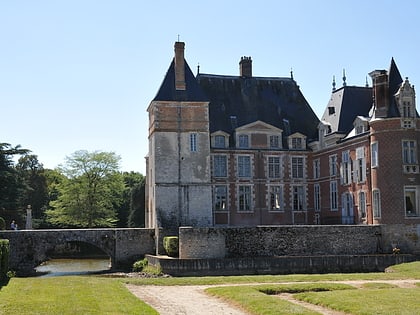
35 258 111 277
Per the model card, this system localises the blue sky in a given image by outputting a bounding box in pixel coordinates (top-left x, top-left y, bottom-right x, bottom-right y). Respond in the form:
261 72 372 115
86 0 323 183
1 1 419 174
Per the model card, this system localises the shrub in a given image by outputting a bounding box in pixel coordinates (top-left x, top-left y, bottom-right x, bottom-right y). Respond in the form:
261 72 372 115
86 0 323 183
0 239 10 284
132 258 148 272
163 236 179 257
0 217 5 230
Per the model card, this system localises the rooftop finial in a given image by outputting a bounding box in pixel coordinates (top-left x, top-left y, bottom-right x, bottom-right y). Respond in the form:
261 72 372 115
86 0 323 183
332 75 336 91
365 76 369 87
177 34 180 42
290 68 294 80
342 69 347 87
197 63 200 75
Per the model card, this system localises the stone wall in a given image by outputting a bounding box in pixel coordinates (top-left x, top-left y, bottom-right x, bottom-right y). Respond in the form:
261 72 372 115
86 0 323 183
179 225 384 259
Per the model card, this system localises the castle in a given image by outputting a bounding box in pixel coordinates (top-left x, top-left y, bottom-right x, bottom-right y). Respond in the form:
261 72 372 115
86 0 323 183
145 42 420 230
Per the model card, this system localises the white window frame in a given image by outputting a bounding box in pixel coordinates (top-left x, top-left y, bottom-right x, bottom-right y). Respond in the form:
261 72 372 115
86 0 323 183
314 183 321 212
340 150 352 185
313 159 320 179
402 140 417 165
329 155 337 176
371 142 378 168
238 134 249 148
373 189 381 218
268 156 281 178
214 135 226 148
213 155 227 177
269 135 280 149
330 180 338 211
238 185 252 212
291 156 304 179
354 147 366 183
237 155 251 178
268 185 283 211
404 186 419 217
358 190 366 219
214 185 228 211
190 133 197 152
292 185 306 211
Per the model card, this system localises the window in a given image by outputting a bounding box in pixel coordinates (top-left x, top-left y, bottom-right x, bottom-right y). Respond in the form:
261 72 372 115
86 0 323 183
329 155 337 176
238 155 251 178
373 189 381 218
292 137 302 149
330 181 338 211
270 135 280 149
292 185 305 211
354 147 366 183
404 186 419 217
214 186 227 211
341 151 351 185
190 133 197 152
403 140 417 164
313 159 320 179
402 101 412 118
238 185 252 211
341 192 354 224
269 185 283 211
238 135 249 148
358 191 366 219
213 155 227 177
314 184 321 212
291 156 304 179
268 156 281 178
371 142 378 168
214 135 225 148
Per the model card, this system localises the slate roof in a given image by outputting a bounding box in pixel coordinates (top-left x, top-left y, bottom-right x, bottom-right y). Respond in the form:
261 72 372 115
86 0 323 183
196 74 320 141
387 57 403 117
153 59 208 102
320 86 373 135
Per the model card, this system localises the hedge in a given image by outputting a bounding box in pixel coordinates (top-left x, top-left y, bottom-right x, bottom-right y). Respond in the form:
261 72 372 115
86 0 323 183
0 239 10 282
163 236 179 257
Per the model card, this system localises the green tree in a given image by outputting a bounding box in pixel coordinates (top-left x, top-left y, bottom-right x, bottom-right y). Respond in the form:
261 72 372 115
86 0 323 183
0 143 30 224
46 150 124 228
128 176 145 228
117 172 143 227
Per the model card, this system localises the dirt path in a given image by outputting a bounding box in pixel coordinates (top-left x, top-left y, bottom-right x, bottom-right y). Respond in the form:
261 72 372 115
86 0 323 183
126 280 420 315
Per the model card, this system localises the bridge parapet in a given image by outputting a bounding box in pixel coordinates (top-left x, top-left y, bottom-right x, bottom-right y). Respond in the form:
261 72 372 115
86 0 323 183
0 228 156 275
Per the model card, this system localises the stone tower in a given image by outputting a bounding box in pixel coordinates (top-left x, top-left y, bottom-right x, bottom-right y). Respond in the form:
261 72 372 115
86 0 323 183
146 42 213 231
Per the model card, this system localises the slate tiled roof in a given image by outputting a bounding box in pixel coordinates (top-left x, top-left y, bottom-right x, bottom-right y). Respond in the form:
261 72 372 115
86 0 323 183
153 59 208 102
197 74 320 141
321 86 373 135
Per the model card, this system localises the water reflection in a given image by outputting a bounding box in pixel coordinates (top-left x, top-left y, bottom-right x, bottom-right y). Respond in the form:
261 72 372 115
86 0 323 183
36 258 111 277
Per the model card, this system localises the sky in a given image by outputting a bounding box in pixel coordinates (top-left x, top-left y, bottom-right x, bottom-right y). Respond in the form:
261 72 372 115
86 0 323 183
1 1 420 174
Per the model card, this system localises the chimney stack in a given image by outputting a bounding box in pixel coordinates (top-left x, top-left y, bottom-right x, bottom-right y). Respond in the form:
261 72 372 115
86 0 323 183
369 70 389 118
239 56 252 77
174 42 186 90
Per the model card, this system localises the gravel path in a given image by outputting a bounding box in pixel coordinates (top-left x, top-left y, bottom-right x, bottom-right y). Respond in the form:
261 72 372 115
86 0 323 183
126 280 420 315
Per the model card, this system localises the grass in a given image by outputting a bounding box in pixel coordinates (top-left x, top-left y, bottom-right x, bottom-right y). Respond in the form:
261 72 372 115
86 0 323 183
0 276 158 315
0 261 419 314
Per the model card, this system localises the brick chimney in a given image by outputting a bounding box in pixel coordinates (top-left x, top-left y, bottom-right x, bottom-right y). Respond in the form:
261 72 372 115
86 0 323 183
239 56 252 77
369 70 389 118
174 42 186 90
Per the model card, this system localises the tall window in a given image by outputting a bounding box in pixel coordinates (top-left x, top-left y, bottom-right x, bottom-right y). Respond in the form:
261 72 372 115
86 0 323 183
341 192 354 224
341 151 351 185
404 186 419 217
213 155 227 177
238 185 252 211
355 147 366 183
238 135 249 148
292 185 305 211
190 133 197 152
238 155 251 177
330 181 338 211
329 155 337 176
314 184 321 212
402 140 417 164
373 189 381 218
291 156 304 179
269 185 283 211
214 135 225 148
313 159 320 179
214 186 227 211
268 156 281 178
270 135 280 149
358 191 366 219
371 142 378 168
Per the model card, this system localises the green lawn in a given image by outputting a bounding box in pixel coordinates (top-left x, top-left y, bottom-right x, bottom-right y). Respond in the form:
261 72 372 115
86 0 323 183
0 276 157 315
0 261 419 315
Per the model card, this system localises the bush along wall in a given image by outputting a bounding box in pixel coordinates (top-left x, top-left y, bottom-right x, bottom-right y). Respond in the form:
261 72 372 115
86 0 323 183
0 217 5 230
0 239 10 284
163 236 179 257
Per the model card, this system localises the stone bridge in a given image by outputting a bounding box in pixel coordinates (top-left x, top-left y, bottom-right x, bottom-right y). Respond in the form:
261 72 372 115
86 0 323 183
0 228 156 275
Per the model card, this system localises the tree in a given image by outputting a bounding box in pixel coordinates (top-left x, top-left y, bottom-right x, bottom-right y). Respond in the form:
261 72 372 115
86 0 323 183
117 172 143 227
0 143 30 224
46 150 124 228
128 176 145 228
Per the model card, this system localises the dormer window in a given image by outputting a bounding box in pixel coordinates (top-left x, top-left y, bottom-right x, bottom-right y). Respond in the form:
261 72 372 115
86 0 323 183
395 77 416 128
353 117 369 135
214 135 226 148
238 134 249 148
288 133 306 150
269 135 280 149
292 137 303 149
